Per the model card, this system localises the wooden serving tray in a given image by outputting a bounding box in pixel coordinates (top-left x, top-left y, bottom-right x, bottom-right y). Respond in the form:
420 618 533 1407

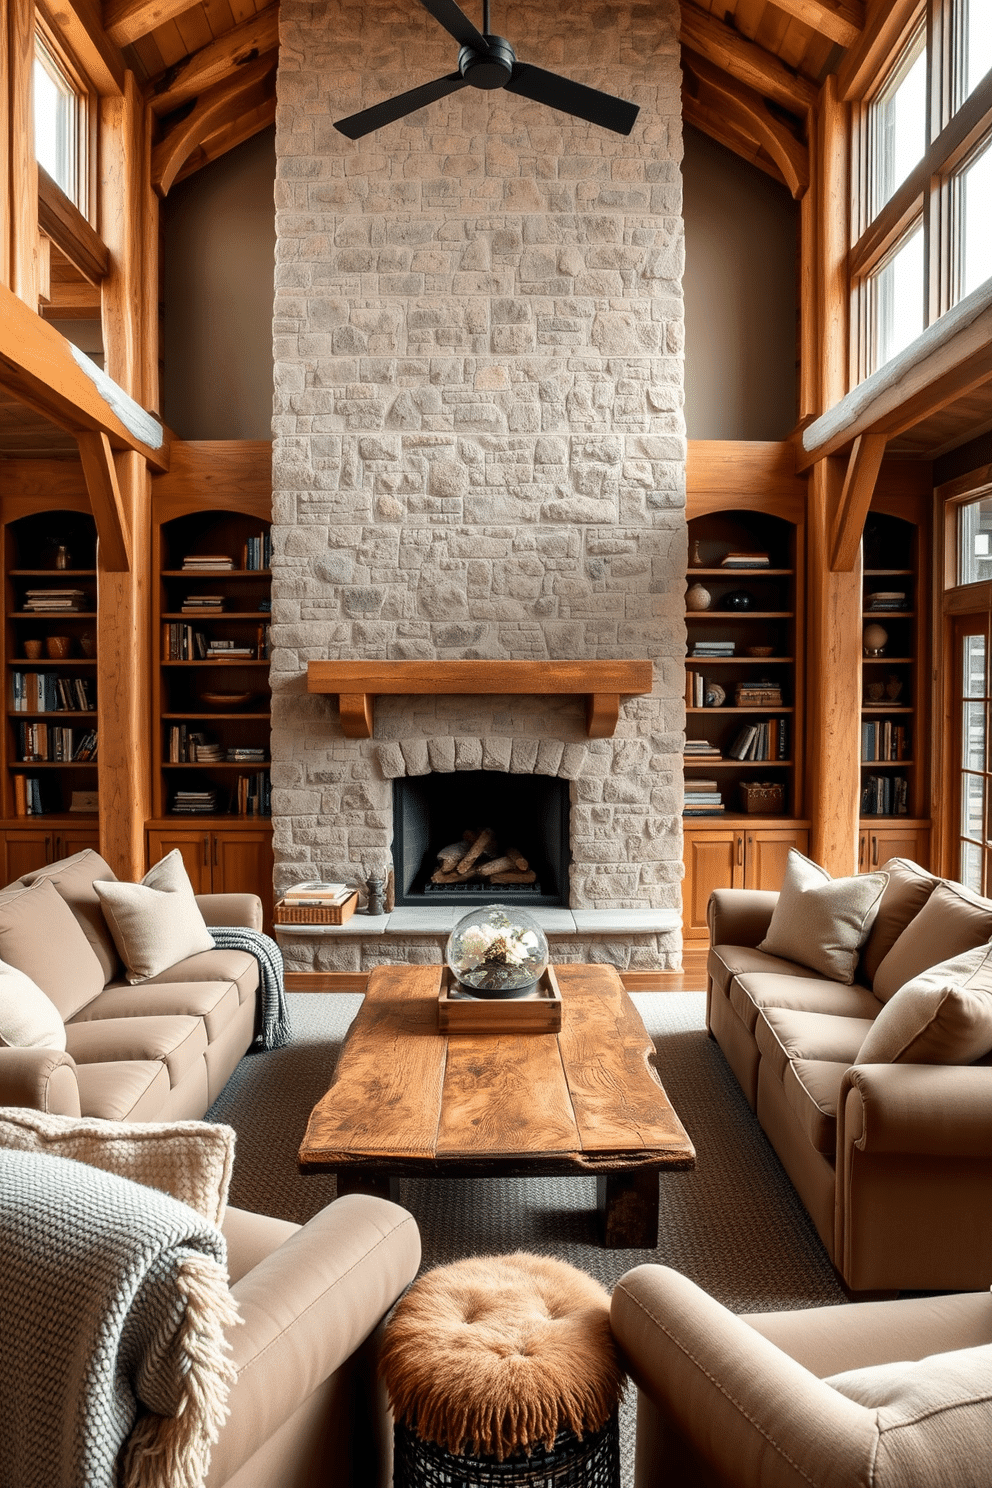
438 963 562 1034
275 892 358 925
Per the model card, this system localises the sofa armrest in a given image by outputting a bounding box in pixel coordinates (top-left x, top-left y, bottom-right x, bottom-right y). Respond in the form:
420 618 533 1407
706 889 778 949
840 1064 992 1156
206 1193 421 1486
611 1265 875 1488
195 893 263 931
0 1048 81 1116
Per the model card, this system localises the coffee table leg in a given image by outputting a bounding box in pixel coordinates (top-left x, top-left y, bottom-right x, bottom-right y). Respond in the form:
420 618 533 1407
336 1168 401 1203
597 1170 659 1248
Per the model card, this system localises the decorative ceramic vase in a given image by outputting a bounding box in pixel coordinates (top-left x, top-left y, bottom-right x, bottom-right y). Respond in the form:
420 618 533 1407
23 639 43 659
45 636 72 658
445 904 549 1000
863 622 888 656
885 673 904 701
686 582 711 612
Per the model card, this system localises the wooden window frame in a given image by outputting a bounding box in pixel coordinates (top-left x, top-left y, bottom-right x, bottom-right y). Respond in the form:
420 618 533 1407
849 0 992 385
34 11 98 227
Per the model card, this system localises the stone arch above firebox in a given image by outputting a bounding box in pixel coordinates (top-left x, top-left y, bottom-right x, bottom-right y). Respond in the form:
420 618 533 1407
373 737 591 780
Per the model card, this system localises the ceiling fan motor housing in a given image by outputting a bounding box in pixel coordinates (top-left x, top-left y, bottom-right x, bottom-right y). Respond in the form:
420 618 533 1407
458 35 515 89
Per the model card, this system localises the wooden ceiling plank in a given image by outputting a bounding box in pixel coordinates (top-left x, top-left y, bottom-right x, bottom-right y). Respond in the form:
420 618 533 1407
77 429 132 570
147 3 278 114
200 0 234 40
679 1 817 116
37 166 110 285
151 50 276 194
766 0 863 49
684 51 810 197
837 0 918 101
172 93 275 182
830 432 887 571
127 31 166 80
171 2 213 57
104 0 205 45
37 0 126 93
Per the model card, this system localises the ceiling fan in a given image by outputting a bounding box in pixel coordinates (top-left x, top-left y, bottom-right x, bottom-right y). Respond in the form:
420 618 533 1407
334 0 639 140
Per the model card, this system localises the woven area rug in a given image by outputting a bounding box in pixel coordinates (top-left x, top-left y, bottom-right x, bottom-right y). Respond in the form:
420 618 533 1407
207 990 848 1484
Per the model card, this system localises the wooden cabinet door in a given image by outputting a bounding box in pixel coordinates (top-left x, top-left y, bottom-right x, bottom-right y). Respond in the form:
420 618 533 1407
0 828 55 884
55 826 101 859
862 824 930 873
682 829 744 940
744 827 809 892
147 827 212 895
212 829 274 930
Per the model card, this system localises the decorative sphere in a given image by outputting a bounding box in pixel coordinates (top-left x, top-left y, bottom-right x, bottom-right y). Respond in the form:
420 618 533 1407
445 904 549 1000
686 582 711 611
722 589 754 611
863 622 888 654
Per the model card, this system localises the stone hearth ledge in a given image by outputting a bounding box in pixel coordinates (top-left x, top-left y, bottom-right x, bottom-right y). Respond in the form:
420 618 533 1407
274 907 681 937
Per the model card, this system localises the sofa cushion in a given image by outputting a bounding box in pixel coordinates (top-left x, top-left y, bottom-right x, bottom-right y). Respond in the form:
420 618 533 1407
64 1014 207 1088
15 849 122 985
0 878 105 1020
0 1107 234 1223
755 1007 875 1083
782 1059 848 1155
758 850 888 984
0 959 66 1051
731 972 880 1035
72 980 240 1042
138 947 258 1004
872 880 992 1003
855 945 992 1066
708 944 813 1001
95 850 215 983
74 1059 172 1121
858 858 940 989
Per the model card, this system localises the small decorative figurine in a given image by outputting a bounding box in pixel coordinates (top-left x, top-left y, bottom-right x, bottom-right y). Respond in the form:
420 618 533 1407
365 872 386 917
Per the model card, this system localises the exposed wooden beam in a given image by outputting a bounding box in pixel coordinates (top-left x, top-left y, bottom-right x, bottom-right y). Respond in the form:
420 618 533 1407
679 2 817 117
36 0 124 94
765 0 863 49
151 53 277 196
0 280 168 468
829 432 887 571
173 95 277 184
838 0 919 102
818 73 849 411
681 84 788 187
77 429 132 570
38 165 110 284
103 0 197 46
3 0 40 305
147 3 278 115
683 52 809 199
40 280 103 318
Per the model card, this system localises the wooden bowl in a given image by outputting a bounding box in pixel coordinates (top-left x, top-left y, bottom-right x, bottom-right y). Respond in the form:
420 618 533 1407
45 636 72 658
23 639 43 659
199 690 254 709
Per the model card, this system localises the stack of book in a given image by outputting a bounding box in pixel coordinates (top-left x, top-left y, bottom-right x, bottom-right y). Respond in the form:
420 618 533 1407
729 719 788 760
721 552 770 569
735 680 783 706
227 747 267 763
691 640 735 658
205 639 255 660
182 554 234 571
172 787 218 814
163 624 207 660
684 781 724 815
276 881 358 925
11 673 94 711
181 594 224 614
861 774 908 815
22 588 86 612
866 591 907 611
16 723 97 762
684 739 722 761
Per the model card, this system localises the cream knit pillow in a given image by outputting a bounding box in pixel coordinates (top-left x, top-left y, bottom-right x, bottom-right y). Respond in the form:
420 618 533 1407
95 849 215 983
0 1107 234 1223
0 959 66 1051
759 850 888 984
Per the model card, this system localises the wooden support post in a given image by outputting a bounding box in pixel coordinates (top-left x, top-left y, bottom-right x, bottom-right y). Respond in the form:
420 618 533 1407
97 449 150 878
830 433 887 572
77 430 132 570
818 73 850 410
100 70 148 404
2 0 39 305
807 456 862 876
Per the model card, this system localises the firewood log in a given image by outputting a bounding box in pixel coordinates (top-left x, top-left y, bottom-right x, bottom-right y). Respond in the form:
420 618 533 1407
505 847 529 870
437 840 469 871
475 855 518 877
431 869 467 884
456 827 495 875
488 870 537 883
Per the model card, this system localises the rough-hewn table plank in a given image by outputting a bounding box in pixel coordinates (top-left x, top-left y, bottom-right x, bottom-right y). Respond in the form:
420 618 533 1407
439 1032 578 1157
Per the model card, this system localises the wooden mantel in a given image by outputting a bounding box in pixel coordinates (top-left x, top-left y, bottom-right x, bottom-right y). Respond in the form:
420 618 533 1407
307 659 654 740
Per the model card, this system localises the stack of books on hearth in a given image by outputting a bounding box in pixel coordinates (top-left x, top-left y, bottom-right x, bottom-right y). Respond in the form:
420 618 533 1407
683 781 724 815
182 554 234 571
276 880 359 925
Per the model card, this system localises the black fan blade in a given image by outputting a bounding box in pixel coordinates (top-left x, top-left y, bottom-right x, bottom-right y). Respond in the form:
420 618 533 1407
335 72 469 139
417 0 487 50
505 63 639 136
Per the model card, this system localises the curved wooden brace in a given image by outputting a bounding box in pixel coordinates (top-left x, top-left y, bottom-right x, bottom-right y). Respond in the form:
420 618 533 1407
684 51 810 200
151 53 277 196
681 83 789 189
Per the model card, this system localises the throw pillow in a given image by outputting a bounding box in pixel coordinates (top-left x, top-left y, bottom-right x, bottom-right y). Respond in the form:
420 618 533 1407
858 857 940 989
872 880 992 1002
758 850 888 984
95 850 215 984
17 848 122 985
0 877 105 1019
855 945 992 1065
0 959 66 1051
0 1106 234 1223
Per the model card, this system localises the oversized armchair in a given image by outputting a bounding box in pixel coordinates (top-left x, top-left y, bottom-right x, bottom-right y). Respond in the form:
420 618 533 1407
611 1263 992 1488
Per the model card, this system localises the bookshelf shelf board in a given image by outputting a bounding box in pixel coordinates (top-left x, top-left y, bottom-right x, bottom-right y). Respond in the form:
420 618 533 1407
863 611 913 618
686 656 794 665
161 570 271 579
864 568 914 576
8 658 96 666
686 706 794 714
860 759 915 767
862 705 913 713
7 711 97 720
161 659 270 668
161 612 271 620
685 567 792 577
863 656 913 664
163 762 270 770
685 611 794 620
162 711 271 720
12 611 97 619
9 569 98 577
685 759 794 769
10 761 96 770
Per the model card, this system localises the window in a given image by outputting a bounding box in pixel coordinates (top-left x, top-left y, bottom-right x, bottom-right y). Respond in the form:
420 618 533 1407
33 32 85 212
951 136 992 302
956 0 992 108
956 493 992 585
870 25 927 213
868 221 924 372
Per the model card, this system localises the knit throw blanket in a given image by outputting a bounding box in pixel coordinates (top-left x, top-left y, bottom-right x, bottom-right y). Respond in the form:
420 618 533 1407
210 925 291 1050
0 1147 240 1488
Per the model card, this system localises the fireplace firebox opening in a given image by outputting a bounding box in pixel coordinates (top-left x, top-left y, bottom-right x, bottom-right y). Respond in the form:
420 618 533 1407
392 771 570 908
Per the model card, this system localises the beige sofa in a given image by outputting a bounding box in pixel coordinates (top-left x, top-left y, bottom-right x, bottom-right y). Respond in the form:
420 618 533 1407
707 857 992 1292
0 849 264 1122
612 1263 992 1488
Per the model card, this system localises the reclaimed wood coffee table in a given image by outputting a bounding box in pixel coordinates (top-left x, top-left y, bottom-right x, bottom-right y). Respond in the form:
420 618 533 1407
298 962 695 1247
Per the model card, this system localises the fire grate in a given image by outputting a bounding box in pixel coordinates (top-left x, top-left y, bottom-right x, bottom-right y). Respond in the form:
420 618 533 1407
424 877 543 896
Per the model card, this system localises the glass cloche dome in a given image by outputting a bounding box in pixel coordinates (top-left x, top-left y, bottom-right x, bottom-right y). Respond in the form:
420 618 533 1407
445 904 549 999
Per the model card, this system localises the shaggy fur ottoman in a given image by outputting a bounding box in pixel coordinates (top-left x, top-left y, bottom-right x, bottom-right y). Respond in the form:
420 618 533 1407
380 1252 625 1485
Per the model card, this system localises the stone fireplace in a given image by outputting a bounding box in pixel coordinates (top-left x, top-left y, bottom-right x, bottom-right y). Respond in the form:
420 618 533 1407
270 0 687 972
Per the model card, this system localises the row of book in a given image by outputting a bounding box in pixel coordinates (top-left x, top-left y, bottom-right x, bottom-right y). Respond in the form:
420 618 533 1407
163 625 269 661
242 534 272 571
167 724 268 764
860 774 909 816
17 724 97 762
170 773 271 816
728 719 789 761
14 776 46 815
20 588 87 612
861 721 911 762
11 672 95 712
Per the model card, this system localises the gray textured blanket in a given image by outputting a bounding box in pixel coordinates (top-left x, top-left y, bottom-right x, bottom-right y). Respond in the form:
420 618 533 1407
210 925 291 1050
0 1147 239 1488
